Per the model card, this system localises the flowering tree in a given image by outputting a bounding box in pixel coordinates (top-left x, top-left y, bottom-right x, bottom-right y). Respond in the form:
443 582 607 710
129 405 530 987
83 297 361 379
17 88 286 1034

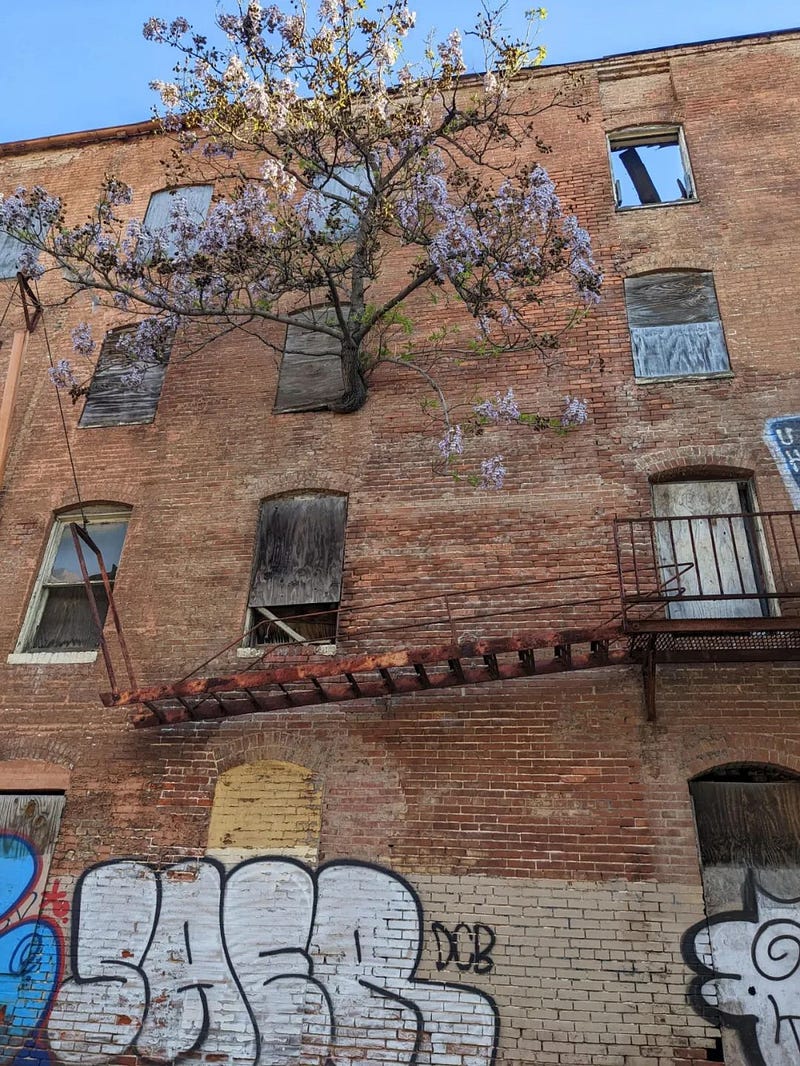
0 0 600 488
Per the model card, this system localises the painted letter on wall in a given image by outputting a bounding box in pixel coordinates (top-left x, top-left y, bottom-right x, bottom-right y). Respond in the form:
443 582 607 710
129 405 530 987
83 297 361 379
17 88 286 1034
47 858 498 1066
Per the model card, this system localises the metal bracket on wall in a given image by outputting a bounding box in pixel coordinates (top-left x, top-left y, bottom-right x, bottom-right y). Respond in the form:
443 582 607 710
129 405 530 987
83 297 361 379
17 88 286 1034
641 636 657 722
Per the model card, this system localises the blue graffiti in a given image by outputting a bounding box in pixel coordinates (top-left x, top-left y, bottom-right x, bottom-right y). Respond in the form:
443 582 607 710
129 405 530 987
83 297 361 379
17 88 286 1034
0 833 61 1066
764 415 800 507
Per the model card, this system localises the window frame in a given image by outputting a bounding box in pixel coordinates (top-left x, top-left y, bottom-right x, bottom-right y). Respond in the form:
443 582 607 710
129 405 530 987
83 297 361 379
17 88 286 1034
608 125 697 211
10 505 131 663
241 492 348 653
274 306 348 414
143 184 214 257
624 270 732 382
78 325 172 428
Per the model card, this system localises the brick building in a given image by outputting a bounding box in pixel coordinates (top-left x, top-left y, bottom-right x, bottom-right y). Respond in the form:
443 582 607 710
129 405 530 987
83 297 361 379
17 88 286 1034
0 26 799 1066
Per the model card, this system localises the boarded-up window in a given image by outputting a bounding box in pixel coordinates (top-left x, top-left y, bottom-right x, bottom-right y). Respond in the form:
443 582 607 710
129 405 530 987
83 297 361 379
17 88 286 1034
652 479 770 619
143 185 213 257
79 327 171 428
18 506 130 652
625 271 730 379
247 493 347 645
309 165 369 236
609 126 694 208
274 308 346 413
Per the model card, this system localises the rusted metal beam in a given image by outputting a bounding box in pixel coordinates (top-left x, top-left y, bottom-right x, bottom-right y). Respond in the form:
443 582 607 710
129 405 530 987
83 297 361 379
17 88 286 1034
128 642 633 728
103 626 624 709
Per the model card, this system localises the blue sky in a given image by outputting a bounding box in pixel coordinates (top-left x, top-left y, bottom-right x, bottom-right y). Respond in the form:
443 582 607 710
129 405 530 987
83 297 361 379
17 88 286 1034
0 1 797 143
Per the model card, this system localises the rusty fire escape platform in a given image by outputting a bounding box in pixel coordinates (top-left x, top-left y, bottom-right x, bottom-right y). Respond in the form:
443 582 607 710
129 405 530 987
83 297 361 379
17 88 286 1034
101 627 631 728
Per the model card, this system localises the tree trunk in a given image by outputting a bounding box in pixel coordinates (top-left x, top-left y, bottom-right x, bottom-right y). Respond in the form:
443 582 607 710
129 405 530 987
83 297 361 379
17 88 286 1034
332 339 367 413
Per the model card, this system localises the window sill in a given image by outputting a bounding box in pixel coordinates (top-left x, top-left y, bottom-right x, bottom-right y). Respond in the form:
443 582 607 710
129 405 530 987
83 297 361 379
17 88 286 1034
634 371 734 385
8 650 98 665
236 643 337 659
615 197 699 212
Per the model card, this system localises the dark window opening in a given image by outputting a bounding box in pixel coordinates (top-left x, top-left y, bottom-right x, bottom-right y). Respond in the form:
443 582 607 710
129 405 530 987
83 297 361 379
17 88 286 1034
625 271 730 379
246 493 347 647
609 127 694 209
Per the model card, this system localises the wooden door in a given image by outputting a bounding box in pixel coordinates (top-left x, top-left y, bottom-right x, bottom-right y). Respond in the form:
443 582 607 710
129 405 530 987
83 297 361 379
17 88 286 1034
652 481 766 618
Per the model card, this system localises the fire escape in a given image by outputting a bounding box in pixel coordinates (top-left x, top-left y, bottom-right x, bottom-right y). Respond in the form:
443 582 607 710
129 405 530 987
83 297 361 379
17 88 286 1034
78 506 800 728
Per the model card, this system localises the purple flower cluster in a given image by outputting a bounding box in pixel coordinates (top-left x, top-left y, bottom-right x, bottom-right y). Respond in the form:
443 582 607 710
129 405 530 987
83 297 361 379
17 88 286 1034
561 396 588 427
71 323 95 357
479 455 506 490
438 424 464 460
474 388 520 423
48 359 78 391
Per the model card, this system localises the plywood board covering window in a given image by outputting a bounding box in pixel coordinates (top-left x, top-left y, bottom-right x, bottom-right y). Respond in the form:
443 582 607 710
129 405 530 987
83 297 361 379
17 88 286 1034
247 493 347 645
274 307 346 413
79 327 171 428
625 271 730 379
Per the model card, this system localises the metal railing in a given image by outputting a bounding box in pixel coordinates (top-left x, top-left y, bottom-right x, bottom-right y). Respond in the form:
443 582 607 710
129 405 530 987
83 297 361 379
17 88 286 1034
613 510 800 627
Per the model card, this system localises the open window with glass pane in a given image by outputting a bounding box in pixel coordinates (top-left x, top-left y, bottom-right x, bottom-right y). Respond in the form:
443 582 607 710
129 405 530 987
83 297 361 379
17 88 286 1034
18 507 130 652
609 126 695 209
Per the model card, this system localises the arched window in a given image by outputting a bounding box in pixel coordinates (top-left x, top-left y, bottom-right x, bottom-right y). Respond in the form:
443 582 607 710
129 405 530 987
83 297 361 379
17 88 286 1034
244 492 347 646
14 503 131 656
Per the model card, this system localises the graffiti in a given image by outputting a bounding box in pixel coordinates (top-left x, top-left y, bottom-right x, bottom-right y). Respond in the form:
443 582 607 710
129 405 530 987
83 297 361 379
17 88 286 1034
765 416 800 508
431 922 495 975
683 875 800 1066
47 857 498 1066
0 833 62 1066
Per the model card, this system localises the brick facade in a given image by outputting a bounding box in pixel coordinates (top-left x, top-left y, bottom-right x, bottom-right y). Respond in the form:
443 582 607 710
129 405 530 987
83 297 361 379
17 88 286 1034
0 29 799 1066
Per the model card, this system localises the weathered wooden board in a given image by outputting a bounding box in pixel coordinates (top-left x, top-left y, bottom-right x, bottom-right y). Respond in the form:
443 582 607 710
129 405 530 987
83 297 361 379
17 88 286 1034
692 781 800 868
249 493 347 607
625 271 720 327
79 328 170 428
274 308 346 413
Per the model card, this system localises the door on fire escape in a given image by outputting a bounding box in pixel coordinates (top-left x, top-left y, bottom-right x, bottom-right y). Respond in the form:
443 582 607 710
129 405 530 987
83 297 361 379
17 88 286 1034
652 479 771 619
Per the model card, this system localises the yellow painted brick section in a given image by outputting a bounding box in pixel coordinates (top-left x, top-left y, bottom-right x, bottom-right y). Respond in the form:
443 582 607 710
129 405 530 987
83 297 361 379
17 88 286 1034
208 760 321 861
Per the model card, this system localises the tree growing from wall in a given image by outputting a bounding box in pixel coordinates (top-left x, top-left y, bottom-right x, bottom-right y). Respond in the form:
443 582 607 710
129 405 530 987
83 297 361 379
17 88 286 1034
0 0 600 487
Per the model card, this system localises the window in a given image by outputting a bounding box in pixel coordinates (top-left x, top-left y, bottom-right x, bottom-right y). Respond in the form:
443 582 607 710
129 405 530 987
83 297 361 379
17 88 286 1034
274 307 347 413
78 326 171 428
245 493 347 646
0 218 46 279
625 271 730 379
308 165 369 236
651 478 771 619
609 126 694 209
16 506 130 654
143 185 213 256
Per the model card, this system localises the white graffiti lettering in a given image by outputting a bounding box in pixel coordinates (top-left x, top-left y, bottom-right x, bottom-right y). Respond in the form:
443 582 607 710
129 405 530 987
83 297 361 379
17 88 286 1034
684 881 800 1066
46 858 498 1066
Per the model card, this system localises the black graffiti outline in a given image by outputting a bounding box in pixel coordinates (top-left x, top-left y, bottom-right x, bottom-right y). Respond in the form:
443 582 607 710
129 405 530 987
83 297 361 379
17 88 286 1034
56 854 500 1066
431 921 496 975
681 870 800 1066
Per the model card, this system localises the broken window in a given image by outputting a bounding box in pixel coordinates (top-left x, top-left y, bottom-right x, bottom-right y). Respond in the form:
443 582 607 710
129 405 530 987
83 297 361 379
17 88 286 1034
17 505 130 653
78 326 172 428
143 185 213 257
246 493 347 646
274 307 347 413
625 271 730 379
651 478 771 619
609 127 694 209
